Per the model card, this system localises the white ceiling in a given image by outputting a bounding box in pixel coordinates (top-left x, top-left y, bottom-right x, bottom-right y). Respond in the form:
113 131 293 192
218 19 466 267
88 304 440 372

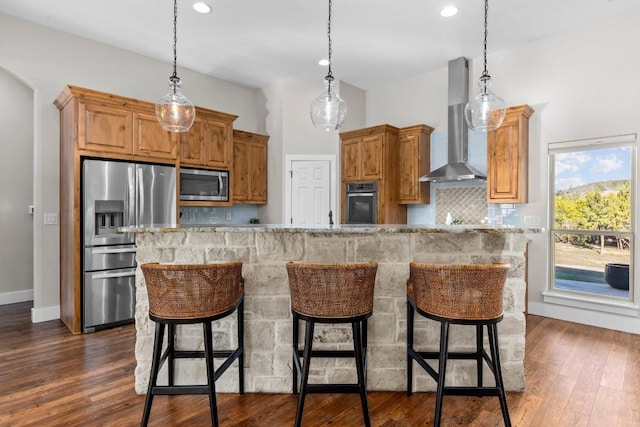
1 0 639 90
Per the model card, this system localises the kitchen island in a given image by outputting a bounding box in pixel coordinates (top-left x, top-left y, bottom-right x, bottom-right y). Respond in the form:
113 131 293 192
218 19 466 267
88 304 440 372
124 224 538 395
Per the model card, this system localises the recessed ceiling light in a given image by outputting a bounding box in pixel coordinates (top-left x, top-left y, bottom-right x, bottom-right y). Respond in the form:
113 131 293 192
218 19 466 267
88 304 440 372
193 2 212 14
440 6 458 17
318 59 330 66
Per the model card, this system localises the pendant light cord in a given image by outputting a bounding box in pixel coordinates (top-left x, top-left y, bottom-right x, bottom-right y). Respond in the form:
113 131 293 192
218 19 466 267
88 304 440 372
481 0 490 81
172 0 178 80
325 0 335 91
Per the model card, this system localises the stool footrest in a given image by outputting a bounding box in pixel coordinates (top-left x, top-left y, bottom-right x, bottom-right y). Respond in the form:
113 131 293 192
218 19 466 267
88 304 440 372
150 385 211 395
296 349 356 358
442 386 502 397
304 383 362 394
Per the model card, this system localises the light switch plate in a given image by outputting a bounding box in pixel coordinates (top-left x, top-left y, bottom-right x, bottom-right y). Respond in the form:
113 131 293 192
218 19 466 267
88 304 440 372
44 213 58 225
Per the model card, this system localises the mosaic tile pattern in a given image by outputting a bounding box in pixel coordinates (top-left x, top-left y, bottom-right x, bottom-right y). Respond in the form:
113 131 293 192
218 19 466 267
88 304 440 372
436 187 488 224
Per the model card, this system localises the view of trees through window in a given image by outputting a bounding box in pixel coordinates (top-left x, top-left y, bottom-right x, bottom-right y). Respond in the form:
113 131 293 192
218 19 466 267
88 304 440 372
550 141 633 300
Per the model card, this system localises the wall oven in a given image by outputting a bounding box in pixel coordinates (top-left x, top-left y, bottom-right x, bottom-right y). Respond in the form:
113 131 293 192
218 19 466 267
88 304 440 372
345 181 378 224
180 168 229 201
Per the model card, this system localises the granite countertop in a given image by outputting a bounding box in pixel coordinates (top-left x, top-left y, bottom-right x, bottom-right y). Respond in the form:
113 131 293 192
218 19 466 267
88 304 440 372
120 223 543 234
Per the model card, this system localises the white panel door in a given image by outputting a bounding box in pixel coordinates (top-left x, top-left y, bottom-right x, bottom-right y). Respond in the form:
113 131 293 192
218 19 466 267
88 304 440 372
290 160 332 225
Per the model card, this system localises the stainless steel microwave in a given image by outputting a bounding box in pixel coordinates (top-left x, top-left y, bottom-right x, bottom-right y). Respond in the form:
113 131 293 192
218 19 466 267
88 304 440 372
179 168 229 201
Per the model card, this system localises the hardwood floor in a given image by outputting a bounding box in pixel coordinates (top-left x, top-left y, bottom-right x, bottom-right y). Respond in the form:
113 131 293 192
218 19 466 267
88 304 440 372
1 302 638 426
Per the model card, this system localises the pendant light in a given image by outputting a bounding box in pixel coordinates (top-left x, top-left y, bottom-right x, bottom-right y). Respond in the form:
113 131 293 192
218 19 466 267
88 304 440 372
464 0 505 132
155 0 195 132
310 0 347 131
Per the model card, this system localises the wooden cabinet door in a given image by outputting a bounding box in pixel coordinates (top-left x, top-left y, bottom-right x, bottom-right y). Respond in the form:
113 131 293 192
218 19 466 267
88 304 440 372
341 139 361 181
398 125 432 204
361 135 383 180
398 132 420 202
133 112 177 160
179 117 206 166
204 117 232 169
487 105 533 203
78 101 132 154
249 141 268 203
232 139 248 202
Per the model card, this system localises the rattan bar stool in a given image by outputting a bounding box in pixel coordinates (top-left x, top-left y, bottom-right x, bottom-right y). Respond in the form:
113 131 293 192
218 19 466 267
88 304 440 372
406 262 512 427
286 262 378 427
140 262 245 427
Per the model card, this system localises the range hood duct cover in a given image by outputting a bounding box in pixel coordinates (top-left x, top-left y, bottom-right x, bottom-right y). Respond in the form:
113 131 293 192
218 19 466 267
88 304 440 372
419 57 486 182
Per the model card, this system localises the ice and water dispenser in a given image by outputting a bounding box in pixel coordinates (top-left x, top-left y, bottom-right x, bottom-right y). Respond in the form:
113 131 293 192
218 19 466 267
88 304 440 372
94 200 125 236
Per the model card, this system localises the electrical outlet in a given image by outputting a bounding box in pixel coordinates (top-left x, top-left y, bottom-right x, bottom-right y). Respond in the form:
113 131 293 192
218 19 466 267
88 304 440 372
44 213 58 225
226 212 232 221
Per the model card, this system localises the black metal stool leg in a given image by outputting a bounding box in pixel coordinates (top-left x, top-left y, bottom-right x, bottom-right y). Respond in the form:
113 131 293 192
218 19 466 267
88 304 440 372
141 322 165 427
238 297 245 395
295 320 315 427
353 320 371 427
476 324 483 388
292 314 300 395
203 321 219 427
167 323 175 386
407 298 414 396
488 323 511 427
434 321 450 427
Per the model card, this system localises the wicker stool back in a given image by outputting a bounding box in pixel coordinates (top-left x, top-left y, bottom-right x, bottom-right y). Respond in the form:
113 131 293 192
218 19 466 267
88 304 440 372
408 262 510 321
142 262 243 320
286 262 378 319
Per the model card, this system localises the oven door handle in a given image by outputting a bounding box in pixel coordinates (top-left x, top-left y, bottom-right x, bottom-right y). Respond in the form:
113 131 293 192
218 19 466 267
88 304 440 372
90 271 136 280
347 193 375 197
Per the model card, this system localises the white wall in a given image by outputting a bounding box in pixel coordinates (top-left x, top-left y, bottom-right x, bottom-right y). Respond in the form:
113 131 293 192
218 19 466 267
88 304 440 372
0 13 261 321
260 78 366 224
0 68 33 304
366 11 640 333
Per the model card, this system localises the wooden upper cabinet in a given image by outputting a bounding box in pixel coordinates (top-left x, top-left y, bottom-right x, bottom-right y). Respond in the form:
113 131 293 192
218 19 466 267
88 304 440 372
179 111 236 169
341 139 361 181
361 135 383 180
204 116 232 169
179 117 206 165
232 130 269 204
398 124 433 204
133 111 177 160
487 105 534 203
78 101 132 154
340 129 387 182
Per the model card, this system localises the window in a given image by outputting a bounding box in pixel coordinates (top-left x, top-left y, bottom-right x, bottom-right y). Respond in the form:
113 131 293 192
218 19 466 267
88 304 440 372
548 135 635 308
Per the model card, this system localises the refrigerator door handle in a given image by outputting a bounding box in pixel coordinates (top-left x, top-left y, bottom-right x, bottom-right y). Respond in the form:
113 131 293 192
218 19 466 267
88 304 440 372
91 247 137 254
90 271 136 280
136 166 144 226
126 164 135 227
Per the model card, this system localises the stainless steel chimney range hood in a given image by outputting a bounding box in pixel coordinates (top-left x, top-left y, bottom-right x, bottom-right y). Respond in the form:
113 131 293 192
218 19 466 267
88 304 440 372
419 57 486 183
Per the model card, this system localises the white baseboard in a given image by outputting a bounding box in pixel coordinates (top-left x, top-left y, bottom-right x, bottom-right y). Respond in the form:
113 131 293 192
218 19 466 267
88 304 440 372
528 301 640 334
31 305 60 323
0 289 33 305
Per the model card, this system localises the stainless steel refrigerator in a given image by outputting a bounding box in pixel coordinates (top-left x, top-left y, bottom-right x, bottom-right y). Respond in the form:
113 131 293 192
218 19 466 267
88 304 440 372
82 158 176 333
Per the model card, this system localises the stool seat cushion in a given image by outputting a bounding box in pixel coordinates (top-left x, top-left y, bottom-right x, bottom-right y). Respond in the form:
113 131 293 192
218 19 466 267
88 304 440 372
407 262 510 320
286 262 377 319
141 262 244 320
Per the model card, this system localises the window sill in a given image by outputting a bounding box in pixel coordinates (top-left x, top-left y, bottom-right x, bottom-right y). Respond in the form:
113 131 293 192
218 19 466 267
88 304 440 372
542 289 639 317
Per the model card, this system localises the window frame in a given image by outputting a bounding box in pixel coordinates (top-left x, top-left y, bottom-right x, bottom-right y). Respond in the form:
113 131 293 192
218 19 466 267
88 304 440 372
545 134 638 316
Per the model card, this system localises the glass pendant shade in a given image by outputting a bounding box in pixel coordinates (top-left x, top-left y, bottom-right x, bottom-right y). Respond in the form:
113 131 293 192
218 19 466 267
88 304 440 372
156 76 195 132
464 76 505 132
310 79 347 131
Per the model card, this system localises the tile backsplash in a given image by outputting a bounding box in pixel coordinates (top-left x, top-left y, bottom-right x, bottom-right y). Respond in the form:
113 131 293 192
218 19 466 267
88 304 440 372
180 204 259 225
436 187 488 224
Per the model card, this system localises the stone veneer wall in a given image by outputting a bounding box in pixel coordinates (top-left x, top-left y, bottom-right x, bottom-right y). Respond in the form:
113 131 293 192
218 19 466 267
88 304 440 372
133 229 528 395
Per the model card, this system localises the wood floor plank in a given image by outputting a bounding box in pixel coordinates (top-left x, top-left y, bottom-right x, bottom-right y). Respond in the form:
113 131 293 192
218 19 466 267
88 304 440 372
1 302 638 426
